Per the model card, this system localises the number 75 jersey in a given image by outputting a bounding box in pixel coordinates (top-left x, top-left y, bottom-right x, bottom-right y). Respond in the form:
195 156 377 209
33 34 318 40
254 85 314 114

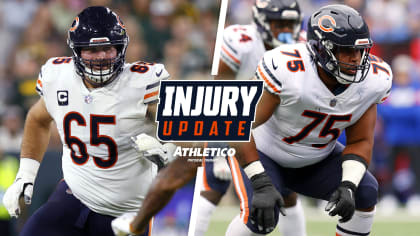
253 43 392 168
36 57 169 217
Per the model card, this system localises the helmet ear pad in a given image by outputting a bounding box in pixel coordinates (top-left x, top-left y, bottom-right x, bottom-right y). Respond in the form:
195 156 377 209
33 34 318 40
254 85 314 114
309 39 338 74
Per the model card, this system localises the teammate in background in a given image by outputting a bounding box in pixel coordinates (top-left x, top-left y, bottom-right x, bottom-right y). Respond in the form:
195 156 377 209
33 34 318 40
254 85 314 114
226 4 392 236
219 0 306 80
2 6 174 236
196 1 307 236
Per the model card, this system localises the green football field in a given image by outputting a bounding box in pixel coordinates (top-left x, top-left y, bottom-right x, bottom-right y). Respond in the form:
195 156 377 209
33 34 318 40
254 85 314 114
204 206 420 236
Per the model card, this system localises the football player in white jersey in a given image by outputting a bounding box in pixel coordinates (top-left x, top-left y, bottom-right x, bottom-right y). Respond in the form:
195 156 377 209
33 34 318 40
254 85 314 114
219 0 306 80
227 4 392 236
2 6 174 236
197 1 307 236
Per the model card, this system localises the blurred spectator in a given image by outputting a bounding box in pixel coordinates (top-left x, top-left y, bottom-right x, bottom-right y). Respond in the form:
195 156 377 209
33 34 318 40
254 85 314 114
134 0 173 61
365 0 410 43
0 149 19 236
377 54 420 215
0 0 39 71
0 106 24 153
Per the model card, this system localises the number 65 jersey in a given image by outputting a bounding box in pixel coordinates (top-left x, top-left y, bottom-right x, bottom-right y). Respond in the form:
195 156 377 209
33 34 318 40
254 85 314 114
36 57 169 217
253 43 392 168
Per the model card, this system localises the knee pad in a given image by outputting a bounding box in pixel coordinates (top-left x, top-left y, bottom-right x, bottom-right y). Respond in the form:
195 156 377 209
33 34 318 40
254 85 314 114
355 171 378 209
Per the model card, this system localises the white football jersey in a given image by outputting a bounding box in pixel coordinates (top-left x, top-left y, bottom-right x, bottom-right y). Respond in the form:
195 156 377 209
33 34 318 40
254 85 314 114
220 24 306 80
253 43 392 168
221 24 266 80
36 57 169 217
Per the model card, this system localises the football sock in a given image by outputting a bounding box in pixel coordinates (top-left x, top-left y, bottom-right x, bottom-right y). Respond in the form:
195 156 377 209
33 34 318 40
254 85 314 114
194 195 217 236
278 198 307 236
336 208 375 235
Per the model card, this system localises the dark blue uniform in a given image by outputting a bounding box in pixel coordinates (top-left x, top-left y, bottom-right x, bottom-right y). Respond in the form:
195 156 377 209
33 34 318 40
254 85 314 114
21 181 151 236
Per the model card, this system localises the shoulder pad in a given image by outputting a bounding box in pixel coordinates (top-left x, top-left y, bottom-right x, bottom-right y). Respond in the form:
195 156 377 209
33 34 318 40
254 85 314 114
125 61 170 104
367 55 393 104
255 44 309 95
255 48 283 95
221 25 258 71
36 57 74 96
127 61 169 81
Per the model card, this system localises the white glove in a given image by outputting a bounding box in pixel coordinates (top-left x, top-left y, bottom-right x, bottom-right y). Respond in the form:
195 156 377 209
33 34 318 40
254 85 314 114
213 156 232 180
132 133 177 170
3 158 40 218
111 212 137 236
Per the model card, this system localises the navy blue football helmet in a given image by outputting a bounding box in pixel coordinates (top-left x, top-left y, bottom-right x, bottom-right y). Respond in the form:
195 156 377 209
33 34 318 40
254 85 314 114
67 6 129 86
252 0 303 47
307 4 372 84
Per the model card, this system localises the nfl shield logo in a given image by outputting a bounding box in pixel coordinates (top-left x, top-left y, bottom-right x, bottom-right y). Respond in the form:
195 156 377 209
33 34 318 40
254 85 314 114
330 98 337 107
84 95 93 104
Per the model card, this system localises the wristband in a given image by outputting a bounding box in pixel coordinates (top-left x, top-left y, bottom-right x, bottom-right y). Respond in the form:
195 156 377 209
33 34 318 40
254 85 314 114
342 154 368 169
341 159 366 187
244 160 265 179
17 158 40 181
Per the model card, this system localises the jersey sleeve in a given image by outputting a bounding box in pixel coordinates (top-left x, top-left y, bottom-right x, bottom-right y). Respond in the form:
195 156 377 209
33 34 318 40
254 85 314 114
255 49 283 95
36 57 61 97
36 66 45 97
220 25 254 72
376 62 393 104
143 63 170 104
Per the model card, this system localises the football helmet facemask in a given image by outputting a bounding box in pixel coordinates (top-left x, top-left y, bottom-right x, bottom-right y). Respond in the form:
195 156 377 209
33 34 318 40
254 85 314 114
307 4 373 84
252 0 303 48
67 6 129 86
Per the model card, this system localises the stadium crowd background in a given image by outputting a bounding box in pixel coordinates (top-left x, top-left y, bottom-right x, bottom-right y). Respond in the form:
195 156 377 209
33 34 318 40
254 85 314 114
0 0 419 235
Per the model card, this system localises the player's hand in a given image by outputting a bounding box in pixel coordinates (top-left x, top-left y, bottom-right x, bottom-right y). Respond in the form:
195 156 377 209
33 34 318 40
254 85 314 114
111 212 142 236
132 133 177 170
249 172 285 233
2 174 35 218
325 181 357 223
213 156 231 180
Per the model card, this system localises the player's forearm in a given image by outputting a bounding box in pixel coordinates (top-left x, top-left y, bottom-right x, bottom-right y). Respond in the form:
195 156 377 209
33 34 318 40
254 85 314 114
340 139 372 189
20 110 52 163
230 135 260 167
342 138 373 165
131 157 198 233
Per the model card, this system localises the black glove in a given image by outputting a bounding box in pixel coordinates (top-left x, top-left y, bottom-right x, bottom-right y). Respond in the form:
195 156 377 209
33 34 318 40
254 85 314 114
249 172 285 233
325 181 357 223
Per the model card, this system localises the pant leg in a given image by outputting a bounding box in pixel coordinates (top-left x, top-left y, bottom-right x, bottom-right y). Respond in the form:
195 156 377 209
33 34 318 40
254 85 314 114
86 211 152 236
20 181 87 236
202 142 231 195
279 143 378 209
0 219 10 236
202 155 231 195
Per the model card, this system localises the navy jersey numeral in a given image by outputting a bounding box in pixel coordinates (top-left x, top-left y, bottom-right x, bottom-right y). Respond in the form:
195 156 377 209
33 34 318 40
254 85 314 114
283 110 351 148
64 112 118 168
